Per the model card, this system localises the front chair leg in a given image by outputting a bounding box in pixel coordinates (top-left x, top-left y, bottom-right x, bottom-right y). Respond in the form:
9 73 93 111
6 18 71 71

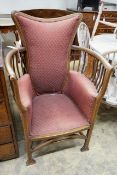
25 140 36 166
26 152 36 166
81 126 93 152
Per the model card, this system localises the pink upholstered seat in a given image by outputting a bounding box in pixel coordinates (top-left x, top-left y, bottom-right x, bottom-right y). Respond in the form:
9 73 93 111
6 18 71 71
18 71 97 138
30 94 89 137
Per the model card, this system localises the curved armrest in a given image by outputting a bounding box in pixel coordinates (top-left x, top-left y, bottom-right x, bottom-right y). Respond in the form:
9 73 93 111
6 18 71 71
18 74 34 110
71 45 113 70
5 47 34 115
5 47 34 130
17 74 34 125
70 46 114 122
64 71 98 122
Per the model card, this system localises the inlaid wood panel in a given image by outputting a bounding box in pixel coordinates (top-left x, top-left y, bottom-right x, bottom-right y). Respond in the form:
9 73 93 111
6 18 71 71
0 126 12 144
0 101 9 125
0 143 16 160
0 48 18 160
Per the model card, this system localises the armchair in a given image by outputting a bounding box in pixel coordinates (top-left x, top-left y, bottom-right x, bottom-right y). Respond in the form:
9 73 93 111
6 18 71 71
5 11 113 165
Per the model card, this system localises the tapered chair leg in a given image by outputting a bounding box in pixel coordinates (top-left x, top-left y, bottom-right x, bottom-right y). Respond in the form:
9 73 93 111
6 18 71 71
81 126 93 152
26 154 36 166
25 141 36 166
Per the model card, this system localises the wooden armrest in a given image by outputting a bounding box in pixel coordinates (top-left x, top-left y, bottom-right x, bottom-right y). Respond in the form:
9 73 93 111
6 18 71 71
71 45 112 70
71 45 114 105
5 47 27 112
5 47 26 78
99 21 117 28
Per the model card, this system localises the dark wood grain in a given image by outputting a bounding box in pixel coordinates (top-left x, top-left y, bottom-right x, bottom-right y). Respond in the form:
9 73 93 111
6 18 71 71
0 101 9 125
0 143 16 160
0 126 12 144
0 47 18 160
0 9 116 35
21 9 73 18
68 9 117 35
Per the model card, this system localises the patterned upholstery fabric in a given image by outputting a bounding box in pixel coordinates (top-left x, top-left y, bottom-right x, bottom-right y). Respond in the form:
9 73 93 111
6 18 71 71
64 71 98 122
17 72 96 136
12 12 96 138
12 11 82 94
30 94 89 137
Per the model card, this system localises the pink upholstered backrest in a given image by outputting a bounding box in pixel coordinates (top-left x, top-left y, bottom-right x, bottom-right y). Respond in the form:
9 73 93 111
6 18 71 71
12 11 82 94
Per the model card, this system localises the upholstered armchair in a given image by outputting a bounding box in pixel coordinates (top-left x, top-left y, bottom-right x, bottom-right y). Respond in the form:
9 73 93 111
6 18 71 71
5 11 113 165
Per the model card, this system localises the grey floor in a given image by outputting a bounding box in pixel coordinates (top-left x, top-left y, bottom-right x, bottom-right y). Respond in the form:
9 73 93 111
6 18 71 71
0 105 117 175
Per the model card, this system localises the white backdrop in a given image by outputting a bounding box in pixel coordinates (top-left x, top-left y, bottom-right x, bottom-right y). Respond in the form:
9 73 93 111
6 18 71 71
0 0 77 14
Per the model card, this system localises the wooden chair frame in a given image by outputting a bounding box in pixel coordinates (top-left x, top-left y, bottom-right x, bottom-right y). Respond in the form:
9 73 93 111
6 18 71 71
5 46 113 165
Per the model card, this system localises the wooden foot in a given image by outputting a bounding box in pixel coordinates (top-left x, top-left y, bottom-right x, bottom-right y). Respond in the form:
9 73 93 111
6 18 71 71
80 146 89 152
26 159 36 166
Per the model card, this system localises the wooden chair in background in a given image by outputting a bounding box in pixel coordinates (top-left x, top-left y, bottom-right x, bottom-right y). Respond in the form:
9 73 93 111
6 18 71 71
89 1 117 106
102 50 117 106
92 0 117 39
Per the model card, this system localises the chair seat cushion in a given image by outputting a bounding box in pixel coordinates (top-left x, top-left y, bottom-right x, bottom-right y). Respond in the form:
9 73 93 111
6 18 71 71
30 94 89 137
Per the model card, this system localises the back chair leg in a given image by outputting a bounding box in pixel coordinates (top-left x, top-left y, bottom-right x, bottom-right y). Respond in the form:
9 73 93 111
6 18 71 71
81 125 93 152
